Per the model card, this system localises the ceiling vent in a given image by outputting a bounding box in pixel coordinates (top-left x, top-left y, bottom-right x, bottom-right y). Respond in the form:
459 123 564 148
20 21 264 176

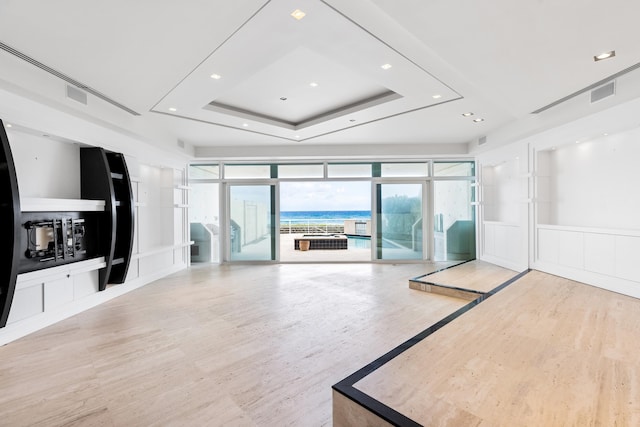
66 85 87 105
590 81 615 103
0 41 140 116
478 135 487 145
532 60 640 114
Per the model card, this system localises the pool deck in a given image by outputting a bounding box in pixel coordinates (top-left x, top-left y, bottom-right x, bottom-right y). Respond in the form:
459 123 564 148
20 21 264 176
280 234 370 262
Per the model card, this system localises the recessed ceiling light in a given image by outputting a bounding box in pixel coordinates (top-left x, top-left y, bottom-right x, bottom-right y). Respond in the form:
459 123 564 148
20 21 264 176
462 112 474 117
291 9 306 20
594 50 615 62
210 74 222 80
551 147 557 150
168 107 177 112
349 119 356 122
432 94 442 99
295 135 301 139
575 140 581 144
5 123 12 128
309 82 318 87
381 63 392 70
280 97 288 101
473 118 485 123
242 123 249 127
603 133 609 136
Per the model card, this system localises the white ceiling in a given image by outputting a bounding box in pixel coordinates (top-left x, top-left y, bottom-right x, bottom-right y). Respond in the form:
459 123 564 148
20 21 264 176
1 0 639 151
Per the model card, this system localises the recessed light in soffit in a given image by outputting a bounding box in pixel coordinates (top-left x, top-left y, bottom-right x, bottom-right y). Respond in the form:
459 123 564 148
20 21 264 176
594 50 615 62
154 0 463 140
291 9 306 20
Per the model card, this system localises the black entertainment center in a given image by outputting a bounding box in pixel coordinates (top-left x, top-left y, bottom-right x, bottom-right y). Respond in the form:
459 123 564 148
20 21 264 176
0 119 135 328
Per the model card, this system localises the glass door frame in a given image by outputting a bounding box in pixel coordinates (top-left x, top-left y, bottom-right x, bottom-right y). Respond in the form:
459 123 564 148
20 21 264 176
223 181 279 263
371 178 430 262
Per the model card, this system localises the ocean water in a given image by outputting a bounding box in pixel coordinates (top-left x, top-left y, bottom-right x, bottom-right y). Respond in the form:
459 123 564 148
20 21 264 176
280 210 371 224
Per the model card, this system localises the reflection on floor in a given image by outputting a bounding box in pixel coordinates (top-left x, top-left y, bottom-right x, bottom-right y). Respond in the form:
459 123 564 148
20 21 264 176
334 266 640 426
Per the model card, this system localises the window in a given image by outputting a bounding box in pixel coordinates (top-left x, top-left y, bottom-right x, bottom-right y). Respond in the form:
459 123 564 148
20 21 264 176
189 164 219 179
278 164 324 179
327 163 371 178
433 161 475 177
224 164 272 179
380 162 429 177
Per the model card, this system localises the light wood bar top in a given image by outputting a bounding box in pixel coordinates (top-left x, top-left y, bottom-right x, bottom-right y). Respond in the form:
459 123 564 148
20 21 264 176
355 270 640 426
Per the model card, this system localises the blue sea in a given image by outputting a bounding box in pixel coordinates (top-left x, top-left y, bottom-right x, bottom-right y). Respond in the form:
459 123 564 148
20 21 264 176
280 210 371 224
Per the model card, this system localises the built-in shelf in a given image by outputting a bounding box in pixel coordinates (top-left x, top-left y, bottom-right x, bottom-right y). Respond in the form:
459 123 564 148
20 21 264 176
131 242 194 260
16 257 106 290
536 223 640 237
20 198 105 212
484 220 519 227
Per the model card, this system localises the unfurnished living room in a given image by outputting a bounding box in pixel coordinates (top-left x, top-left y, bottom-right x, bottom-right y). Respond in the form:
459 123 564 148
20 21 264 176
1 1 640 426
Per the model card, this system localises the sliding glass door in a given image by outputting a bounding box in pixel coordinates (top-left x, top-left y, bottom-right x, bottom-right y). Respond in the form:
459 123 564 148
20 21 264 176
375 183 424 260
227 184 276 261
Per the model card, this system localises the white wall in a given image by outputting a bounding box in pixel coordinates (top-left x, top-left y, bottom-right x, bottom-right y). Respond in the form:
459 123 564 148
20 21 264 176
478 95 640 298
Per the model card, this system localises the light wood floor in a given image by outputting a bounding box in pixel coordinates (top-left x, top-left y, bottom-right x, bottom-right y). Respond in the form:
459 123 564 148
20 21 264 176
0 262 466 426
355 270 640 426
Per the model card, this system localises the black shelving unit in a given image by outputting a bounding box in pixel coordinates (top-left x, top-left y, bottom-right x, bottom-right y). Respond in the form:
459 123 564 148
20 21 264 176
0 119 21 328
80 147 134 291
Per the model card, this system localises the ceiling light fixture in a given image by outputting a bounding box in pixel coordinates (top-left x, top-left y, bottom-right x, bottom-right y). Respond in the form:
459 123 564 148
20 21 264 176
242 123 249 127
381 63 392 70
594 50 615 62
280 97 288 101
349 119 356 122
309 82 318 87
295 135 301 139
291 9 306 20
473 118 485 123
432 94 442 99
5 123 12 128
462 112 474 117
210 74 222 80
575 140 581 144
168 107 177 112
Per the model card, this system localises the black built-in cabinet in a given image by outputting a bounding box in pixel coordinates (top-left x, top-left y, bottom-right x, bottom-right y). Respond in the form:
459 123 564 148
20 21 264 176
80 147 134 290
0 119 21 328
0 122 135 327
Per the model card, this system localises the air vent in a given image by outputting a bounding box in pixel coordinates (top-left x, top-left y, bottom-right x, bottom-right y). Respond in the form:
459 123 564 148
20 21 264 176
66 85 87 105
590 81 615 103
0 41 140 116
478 135 487 145
177 139 185 148
532 61 640 114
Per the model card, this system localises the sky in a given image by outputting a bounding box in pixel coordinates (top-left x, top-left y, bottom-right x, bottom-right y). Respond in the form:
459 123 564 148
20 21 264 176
280 181 371 211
